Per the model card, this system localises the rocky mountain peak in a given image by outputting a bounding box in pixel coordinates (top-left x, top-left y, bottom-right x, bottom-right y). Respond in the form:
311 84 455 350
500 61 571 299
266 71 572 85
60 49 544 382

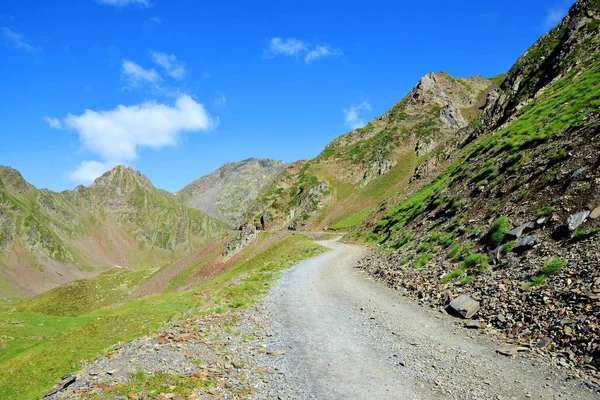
0 165 36 196
178 158 285 225
90 165 155 195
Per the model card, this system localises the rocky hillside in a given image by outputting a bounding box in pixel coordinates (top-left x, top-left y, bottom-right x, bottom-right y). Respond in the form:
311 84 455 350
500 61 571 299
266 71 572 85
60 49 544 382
177 158 284 226
243 72 494 231
356 0 600 384
0 165 229 298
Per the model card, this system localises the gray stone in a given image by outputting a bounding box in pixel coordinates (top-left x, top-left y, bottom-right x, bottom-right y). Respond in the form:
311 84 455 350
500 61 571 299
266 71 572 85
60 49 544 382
552 211 590 239
489 246 501 265
570 167 586 180
513 236 536 253
446 295 480 319
590 206 600 220
466 320 481 329
505 223 534 241
43 373 77 398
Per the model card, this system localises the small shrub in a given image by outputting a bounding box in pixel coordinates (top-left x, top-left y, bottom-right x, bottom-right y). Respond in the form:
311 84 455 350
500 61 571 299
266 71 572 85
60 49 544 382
414 253 434 268
484 216 509 247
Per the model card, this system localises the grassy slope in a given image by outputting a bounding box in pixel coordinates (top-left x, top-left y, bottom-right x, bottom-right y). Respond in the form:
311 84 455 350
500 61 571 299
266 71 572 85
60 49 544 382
0 233 325 399
371 54 600 245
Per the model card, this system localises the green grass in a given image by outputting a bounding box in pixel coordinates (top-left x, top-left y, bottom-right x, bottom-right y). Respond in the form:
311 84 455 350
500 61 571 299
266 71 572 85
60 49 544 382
572 228 600 241
0 234 326 399
536 206 554 217
329 150 418 230
442 267 465 283
92 371 217 399
484 216 509 248
529 257 565 288
447 245 461 260
19 266 165 317
413 253 434 268
462 253 489 275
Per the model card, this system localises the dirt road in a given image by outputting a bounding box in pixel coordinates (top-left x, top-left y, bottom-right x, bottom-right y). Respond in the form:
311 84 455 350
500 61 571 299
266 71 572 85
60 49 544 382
261 240 595 399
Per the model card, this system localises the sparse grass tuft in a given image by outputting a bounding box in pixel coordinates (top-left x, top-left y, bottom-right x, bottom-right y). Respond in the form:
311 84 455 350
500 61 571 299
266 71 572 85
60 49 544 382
484 216 509 248
529 257 565 288
413 253 434 268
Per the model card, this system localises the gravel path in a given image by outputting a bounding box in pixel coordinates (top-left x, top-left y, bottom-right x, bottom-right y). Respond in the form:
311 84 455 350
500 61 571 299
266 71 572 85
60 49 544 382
258 240 596 399
45 239 596 399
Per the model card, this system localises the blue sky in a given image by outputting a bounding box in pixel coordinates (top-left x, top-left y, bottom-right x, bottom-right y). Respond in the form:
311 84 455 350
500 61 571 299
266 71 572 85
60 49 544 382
0 0 574 192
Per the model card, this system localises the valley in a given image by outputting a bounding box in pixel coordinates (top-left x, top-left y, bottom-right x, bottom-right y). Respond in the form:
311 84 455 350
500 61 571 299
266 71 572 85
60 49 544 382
0 0 599 398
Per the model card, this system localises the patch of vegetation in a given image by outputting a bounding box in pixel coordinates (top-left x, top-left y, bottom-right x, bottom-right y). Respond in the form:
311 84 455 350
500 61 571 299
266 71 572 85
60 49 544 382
572 228 600 241
459 276 474 286
0 234 326 399
413 253 434 268
471 163 497 183
462 253 489 275
97 371 217 399
442 267 465 283
483 216 509 248
536 206 554 217
447 245 461 260
529 257 565 287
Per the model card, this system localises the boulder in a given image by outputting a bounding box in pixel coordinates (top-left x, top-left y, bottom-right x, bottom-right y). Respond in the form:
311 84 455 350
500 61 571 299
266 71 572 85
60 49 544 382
513 236 536 253
446 295 480 319
505 223 534 241
552 211 590 239
590 206 600 220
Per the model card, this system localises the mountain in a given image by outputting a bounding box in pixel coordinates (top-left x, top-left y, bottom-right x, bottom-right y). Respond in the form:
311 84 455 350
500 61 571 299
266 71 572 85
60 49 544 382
238 0 600 374
354 0 600 373
0 165 230 298
244 72 495 230
177 158 285 226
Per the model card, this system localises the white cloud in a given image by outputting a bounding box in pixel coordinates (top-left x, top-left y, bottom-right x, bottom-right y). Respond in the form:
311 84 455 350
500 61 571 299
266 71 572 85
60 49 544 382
150 16 161 23
150 51 187 79
264 37 342 64
544 7 567 29
97 0 152 7
121 60 162 87
62 95 212 165
2 27 40 52
304 45 342 64
44 116 62 129
343 101 372 130
264 37 307 58
69 161 115 184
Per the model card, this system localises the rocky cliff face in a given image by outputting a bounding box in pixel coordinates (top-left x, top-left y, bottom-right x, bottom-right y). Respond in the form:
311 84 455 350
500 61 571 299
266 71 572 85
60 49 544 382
177 158 284 226
356 0 600 382
0 165 229 298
